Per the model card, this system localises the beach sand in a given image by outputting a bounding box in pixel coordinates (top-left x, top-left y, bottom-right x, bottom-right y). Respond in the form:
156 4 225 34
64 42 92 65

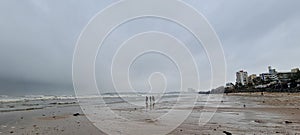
170 93 300 135
0 93 300 135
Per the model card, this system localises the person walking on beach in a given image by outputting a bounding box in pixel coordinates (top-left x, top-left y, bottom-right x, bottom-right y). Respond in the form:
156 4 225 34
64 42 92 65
149 96 153 110
146 96 149 106
152 96 155 108
152 96 155 103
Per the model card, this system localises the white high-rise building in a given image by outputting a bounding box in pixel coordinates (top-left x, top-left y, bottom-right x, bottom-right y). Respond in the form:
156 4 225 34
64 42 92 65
260 66 278 81
236 70 249 86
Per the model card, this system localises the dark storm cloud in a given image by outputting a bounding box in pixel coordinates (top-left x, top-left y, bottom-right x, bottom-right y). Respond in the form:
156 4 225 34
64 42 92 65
0 0 117 95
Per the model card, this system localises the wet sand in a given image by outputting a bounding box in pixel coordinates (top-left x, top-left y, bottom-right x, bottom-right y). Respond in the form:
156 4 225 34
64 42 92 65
170 93 300 135
0 105 103 135
0 93 300 135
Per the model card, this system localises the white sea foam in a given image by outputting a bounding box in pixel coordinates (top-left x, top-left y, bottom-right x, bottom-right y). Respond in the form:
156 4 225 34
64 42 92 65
0 95 76 103
0 92 184 103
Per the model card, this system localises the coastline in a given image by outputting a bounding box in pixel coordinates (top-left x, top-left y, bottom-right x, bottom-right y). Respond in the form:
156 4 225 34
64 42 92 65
0 93 299 134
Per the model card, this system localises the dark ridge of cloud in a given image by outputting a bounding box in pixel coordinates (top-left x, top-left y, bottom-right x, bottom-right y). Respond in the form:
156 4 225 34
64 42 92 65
0 78 73 96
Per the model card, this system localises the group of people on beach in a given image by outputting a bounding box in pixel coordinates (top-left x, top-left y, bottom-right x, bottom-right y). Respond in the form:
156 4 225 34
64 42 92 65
145 96 155 109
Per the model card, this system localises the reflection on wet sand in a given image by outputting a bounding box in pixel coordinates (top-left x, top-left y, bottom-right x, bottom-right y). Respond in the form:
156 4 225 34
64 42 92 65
0 93 299 134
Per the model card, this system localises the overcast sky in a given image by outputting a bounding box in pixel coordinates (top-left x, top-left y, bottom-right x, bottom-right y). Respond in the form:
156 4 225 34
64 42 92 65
0 0 300 96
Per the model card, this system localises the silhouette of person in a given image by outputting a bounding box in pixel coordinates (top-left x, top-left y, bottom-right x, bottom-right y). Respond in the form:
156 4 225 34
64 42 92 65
152 96 155 108
152 96 155 103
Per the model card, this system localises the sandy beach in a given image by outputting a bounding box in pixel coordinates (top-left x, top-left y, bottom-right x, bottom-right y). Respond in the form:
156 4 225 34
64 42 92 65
1 93 300 135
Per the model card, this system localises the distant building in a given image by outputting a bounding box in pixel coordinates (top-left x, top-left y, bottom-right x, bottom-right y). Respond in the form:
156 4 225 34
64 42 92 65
236 70 248 86
277 71 299 82
260 66 278 82
232 66 300 89
277 72 293 82
268 66 277 74
248 74 258 85
260 66 299 83
260 73 278 82
291 68 300 73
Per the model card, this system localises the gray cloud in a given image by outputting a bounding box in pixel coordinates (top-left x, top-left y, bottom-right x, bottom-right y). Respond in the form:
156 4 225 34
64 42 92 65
0 0 299 95
190 0 300 80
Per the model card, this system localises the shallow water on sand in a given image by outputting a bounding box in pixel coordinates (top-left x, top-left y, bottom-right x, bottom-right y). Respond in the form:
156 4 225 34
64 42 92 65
0 93 300 134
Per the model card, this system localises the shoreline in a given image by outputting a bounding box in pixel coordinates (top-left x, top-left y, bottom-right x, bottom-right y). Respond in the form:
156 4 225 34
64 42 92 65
0 93 300 134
